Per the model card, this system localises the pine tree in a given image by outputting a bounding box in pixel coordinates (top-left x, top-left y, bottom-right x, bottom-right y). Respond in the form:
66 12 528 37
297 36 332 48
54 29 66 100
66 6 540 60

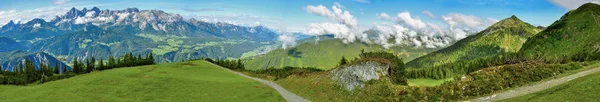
62 65 68 74
391 58 408 85
90 56 96 71
25 59 36 82
73 58 80 74
54 63 59 74
17 62 24 73
98 59 104 70
138 54 142 61
148 53 155 64
108 56 116 69
339 56 348 66
128 52 134 62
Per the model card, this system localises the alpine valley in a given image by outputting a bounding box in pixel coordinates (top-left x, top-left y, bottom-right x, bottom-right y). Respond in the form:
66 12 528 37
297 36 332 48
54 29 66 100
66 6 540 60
0 7 279 70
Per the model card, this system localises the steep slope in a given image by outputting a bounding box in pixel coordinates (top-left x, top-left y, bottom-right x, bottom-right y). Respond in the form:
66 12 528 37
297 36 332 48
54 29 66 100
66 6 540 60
519 3 600 61
406 16 541 68
0 52 71 72
245 36 439 70
0 37 26 52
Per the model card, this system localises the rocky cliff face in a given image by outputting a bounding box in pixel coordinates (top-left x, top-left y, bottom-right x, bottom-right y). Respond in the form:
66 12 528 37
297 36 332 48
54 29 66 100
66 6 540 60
330 61 390 91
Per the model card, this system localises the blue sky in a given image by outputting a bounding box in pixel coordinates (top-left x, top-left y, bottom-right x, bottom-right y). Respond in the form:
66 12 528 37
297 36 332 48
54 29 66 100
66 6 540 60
0 0 595 32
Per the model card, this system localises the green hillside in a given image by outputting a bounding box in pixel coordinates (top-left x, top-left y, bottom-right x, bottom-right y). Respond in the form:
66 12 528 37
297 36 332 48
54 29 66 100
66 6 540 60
406 15 541 69
502 69 600 101
519 3 600 61
0 60 284 101
244 37 439 70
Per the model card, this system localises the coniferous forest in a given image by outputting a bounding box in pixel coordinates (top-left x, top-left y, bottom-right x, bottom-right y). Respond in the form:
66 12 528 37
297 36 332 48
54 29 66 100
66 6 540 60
0 52 155 85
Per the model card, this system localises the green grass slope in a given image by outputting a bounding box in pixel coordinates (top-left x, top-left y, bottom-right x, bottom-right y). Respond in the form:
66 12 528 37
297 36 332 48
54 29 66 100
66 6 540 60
0 60 284 102
502 70 600 102
244 37 439 70
519 3 600 61
406 16 541 68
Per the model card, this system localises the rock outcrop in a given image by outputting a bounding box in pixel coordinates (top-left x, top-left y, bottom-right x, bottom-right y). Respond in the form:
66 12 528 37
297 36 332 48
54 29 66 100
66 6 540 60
330 61 390 91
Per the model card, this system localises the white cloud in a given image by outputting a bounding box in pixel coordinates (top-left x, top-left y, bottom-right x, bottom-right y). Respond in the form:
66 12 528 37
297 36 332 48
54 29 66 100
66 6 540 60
442 13 498 30
371 23 452 49
305 3 366 43
305 3 358 28
422 11 435 19
353 0 371 3
376 13 393 20
53 0 70 5
370 11 497 48
277 24 297 49
548 0 600 10
306 22 364 43
396 11 427 29
0 7 69 26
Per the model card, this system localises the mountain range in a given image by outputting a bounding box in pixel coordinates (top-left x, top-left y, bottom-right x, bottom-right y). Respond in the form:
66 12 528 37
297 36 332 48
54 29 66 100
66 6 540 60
0 7 279 70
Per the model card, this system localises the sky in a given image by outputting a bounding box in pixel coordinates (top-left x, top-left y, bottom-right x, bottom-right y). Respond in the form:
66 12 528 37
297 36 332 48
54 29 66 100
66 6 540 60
0 0 598 46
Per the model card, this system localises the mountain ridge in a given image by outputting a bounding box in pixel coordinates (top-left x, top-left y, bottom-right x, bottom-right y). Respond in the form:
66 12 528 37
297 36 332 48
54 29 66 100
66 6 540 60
406 15 541 68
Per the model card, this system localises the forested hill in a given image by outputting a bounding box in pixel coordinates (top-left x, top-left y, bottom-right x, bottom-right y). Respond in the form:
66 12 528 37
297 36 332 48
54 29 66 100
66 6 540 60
406 15 541 69
244 36 440 70
519 3 600 62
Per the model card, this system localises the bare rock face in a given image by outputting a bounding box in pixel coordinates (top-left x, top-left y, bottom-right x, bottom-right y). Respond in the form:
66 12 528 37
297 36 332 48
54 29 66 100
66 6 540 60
330 61 389 91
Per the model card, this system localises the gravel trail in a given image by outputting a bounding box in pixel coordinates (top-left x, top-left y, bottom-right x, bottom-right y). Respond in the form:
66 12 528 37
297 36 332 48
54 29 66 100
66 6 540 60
469 67 600 102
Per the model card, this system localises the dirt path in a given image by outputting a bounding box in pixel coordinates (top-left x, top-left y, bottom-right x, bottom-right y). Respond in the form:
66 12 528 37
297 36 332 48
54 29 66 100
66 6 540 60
469 66 600 102
210 63 310 102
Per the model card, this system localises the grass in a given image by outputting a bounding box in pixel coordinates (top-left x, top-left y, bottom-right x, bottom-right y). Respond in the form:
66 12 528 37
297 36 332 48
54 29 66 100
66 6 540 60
407 78 454 87
501 69 600 102
519 3 600 61
0 60 285 102
245 38 439 70
273 72 372 102
406 16 540 69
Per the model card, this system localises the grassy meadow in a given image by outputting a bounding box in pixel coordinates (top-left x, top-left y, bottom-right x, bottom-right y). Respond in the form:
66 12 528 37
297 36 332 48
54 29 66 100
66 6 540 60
0 60 284 102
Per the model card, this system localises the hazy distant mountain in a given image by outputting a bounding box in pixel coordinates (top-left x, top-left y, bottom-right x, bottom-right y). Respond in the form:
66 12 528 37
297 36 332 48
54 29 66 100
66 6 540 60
0 7 279 63
0 51 71 72
0 37 26 52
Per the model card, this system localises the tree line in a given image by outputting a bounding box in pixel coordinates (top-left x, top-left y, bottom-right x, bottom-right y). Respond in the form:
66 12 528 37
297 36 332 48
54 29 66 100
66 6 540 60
407 48 600 80
0 52 155 85
204 58 323 80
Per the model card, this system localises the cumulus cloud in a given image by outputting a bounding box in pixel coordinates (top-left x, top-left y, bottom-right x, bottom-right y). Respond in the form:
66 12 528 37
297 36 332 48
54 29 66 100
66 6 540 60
278 33 296 49
548 0 600 10
277 24 297 49
306 4 358 28
53 0 70 5
441 13 498 39
305 3 367 43
422 11 435 19
372 23 452 49
396 11 427 29
371 11 497 48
